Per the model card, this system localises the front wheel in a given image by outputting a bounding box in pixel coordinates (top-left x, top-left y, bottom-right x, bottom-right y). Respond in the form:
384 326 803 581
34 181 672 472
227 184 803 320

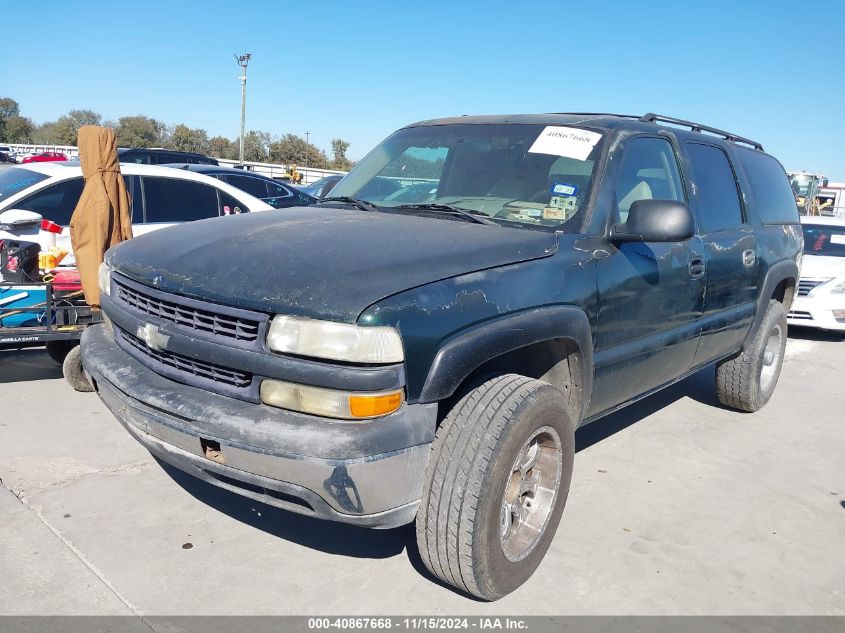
63 345 93 392
716 300 787 412
416 374 575 600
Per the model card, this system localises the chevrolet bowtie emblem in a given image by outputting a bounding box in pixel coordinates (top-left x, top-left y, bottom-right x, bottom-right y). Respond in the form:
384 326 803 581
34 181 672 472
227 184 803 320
136 323 170 352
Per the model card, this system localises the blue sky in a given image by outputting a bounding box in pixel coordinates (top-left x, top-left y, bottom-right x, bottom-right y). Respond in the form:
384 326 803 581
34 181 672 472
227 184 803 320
2 0 844 179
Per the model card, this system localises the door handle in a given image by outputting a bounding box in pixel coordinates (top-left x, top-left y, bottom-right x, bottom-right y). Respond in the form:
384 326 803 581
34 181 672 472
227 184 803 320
689 257 705 280
743 249 756 268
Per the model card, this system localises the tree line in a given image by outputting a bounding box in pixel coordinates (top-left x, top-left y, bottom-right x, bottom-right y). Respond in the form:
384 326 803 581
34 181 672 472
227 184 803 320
0 97 353 170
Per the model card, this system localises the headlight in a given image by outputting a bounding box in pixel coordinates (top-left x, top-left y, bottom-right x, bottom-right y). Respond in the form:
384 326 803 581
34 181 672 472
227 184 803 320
97 261 112 296
260 379 403 419
266 315 403 363
814 276 845 295
830 278 845 295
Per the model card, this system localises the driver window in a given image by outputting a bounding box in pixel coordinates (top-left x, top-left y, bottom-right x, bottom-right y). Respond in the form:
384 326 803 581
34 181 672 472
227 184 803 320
615 137 684 223
16 178 85 226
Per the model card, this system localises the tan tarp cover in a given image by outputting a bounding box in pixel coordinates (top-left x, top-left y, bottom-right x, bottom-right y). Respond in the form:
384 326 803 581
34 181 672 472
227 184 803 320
70 125 133 307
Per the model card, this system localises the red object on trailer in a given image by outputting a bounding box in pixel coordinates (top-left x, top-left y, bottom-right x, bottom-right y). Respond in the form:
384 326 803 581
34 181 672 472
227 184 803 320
40 219 63 234
51 268 82 293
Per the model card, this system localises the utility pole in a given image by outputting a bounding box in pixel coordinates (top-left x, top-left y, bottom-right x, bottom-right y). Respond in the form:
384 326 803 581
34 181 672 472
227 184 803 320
305 130 310 168
235 52 252 166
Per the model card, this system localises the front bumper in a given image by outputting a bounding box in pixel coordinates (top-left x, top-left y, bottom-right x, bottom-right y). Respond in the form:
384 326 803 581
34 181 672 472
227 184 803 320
81 324 436 528
787 295 845 332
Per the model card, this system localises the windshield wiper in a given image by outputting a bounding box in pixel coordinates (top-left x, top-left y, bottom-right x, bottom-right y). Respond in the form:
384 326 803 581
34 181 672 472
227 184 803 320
319 196 379 213
392 203 498 226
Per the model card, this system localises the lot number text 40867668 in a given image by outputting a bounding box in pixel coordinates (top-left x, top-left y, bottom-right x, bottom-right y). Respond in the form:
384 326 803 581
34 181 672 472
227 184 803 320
308 618 529 630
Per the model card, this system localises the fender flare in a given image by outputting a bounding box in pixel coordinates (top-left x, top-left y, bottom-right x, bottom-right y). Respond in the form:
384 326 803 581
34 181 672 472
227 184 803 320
743 258 798 350
418 305 594 417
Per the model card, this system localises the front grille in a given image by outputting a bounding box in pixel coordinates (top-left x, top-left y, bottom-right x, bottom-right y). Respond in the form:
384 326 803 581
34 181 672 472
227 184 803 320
788 310 813 321
120 329 252 389
797 279 829 296
115 278 261 343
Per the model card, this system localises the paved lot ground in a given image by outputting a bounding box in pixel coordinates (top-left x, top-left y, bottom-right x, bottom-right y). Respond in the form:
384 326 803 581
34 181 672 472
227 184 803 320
0 329 843 615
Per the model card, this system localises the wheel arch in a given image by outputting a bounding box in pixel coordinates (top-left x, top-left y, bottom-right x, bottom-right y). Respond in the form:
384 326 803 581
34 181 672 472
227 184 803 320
743 259 798 352
418 306 593 422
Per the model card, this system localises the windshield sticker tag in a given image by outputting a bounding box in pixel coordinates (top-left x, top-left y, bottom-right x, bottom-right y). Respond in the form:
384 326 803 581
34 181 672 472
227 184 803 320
549 195 577 214
550 182 578 197
831 234 845 245
529 126 602 161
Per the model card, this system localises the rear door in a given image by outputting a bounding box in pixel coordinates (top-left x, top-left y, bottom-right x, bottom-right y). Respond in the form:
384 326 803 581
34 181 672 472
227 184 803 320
683 142 758 366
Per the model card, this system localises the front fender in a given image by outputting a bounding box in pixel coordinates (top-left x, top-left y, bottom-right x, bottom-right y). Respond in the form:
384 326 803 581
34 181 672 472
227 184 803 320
419 305 593 415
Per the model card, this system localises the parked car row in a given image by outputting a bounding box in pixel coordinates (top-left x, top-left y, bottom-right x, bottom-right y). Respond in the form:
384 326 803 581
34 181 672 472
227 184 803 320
116 147 219 165
1 150 68 164
163 164 315 209
0 162 281 265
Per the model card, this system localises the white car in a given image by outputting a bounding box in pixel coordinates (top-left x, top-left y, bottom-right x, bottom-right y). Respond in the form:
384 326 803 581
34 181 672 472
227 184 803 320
0 162 274 265
787 215 845 332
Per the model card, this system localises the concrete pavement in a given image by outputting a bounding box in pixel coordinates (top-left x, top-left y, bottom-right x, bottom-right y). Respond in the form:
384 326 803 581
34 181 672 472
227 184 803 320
0 330 843 615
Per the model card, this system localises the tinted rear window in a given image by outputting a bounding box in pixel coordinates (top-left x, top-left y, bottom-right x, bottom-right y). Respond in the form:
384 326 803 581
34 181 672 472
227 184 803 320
224 174 268 198
0 168 50 204
685 143 743 231
142 177 220 223
734 147 798 224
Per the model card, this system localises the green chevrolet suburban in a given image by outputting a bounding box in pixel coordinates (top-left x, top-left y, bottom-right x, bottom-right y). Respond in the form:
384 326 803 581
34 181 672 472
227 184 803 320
81 113 802 600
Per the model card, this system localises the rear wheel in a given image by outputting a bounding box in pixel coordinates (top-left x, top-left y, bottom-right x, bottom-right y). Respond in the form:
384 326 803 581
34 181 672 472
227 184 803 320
416 374 575 600
63 345 93 392
716 300 787 412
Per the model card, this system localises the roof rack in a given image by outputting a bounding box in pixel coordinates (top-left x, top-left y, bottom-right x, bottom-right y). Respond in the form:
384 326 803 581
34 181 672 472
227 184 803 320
551 112 641 120
639 113 763 151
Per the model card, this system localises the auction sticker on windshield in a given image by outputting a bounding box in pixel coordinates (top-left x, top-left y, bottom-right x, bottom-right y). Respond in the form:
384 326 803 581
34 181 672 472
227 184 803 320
529 126 602 161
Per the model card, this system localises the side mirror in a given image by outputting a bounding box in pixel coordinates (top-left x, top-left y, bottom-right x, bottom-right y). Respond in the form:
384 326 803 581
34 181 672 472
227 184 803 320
609 199 695 243
0 208 43 232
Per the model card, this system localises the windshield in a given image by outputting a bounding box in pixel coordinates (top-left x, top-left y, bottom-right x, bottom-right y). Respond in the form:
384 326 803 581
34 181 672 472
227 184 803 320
803 224 845 257
0 167 50 205
329 123 604 230
310 176 334 188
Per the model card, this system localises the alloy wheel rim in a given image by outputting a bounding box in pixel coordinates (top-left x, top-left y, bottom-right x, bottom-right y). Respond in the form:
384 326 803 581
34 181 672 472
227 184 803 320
499 425 563 562
760 323 783 392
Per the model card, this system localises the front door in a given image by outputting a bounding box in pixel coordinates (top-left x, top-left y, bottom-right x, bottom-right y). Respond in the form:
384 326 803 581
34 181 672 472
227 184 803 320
589 135 704 417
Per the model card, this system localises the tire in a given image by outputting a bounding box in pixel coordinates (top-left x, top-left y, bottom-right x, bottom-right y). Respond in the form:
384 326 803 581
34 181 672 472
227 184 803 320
45 340 75 365
716 300 787 412
416 374 575 600
63 344 93 392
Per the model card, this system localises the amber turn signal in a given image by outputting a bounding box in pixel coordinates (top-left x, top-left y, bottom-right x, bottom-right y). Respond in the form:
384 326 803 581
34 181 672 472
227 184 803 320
349 391 403 418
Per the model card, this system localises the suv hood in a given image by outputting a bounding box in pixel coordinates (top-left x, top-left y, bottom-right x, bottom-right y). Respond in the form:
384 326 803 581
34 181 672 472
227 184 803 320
108 206 558 322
